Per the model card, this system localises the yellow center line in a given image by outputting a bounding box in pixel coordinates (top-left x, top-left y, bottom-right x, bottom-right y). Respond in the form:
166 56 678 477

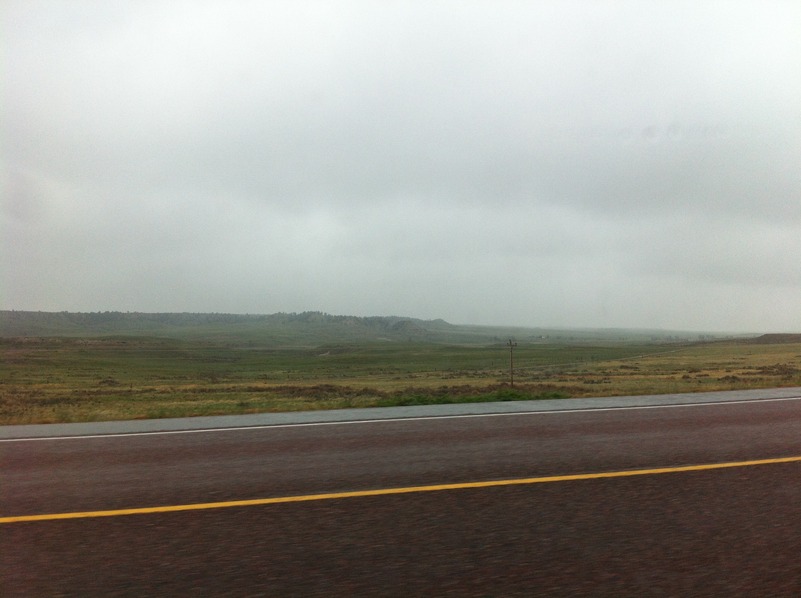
3 455 800 524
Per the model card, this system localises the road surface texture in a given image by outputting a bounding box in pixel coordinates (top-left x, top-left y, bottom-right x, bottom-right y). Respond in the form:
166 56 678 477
3 389 801 596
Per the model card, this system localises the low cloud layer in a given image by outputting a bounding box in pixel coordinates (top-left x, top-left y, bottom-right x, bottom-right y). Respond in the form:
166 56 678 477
3 1 801 332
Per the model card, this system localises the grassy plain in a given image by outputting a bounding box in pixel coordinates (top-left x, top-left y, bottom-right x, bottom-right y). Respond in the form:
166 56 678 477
2 336 800 424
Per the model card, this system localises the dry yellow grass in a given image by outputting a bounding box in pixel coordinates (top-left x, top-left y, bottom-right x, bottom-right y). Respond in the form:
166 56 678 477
2 338 800 424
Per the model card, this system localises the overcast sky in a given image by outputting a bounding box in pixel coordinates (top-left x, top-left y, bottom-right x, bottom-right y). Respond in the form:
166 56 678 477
3 1 800 332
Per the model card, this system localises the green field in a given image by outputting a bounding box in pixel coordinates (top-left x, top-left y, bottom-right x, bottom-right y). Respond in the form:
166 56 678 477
3 329 801 424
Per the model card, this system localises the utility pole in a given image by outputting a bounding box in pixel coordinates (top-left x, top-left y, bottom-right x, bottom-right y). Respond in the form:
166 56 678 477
507 339 517 387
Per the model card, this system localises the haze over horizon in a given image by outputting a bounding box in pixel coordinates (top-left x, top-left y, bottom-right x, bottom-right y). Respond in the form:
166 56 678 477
3 2 800 333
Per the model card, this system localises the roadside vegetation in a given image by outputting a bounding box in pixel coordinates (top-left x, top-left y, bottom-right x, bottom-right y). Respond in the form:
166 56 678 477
2 334 800 424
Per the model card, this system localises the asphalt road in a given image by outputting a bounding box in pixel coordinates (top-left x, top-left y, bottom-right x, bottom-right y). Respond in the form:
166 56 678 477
3 392 801 596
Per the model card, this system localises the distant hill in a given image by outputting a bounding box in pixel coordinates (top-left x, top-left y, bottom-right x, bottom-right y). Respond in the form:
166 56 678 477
0 310 464 344
0 310 744 346
743 333 801 344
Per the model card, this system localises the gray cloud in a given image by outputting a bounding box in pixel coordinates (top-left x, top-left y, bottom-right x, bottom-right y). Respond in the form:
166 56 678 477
3 1 801 332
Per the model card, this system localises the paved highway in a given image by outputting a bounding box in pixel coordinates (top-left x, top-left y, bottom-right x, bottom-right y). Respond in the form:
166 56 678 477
3 390 801 596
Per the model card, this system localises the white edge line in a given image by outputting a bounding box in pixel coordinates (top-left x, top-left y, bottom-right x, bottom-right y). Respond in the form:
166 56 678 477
2 395 800 443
